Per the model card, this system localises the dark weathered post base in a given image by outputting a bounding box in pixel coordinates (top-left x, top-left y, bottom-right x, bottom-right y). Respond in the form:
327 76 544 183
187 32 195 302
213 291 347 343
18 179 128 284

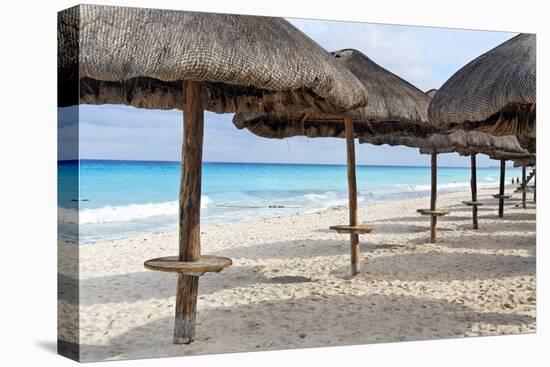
174 274 199 344
350 236 360 275
430 217 437 243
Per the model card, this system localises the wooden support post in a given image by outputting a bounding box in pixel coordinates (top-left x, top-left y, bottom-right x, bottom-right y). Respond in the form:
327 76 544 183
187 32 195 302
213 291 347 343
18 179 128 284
430 152 437 243
498 159 505 217
470 154 478 229
344 116 360 275
174 81 204 344
522 166 527 209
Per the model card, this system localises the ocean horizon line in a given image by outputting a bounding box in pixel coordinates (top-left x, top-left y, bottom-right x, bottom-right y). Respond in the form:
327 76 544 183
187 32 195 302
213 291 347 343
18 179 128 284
59 158 503 169
60 159 521 243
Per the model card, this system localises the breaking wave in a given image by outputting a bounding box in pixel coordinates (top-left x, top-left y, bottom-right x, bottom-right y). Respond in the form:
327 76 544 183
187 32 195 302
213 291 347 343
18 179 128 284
59 196 212 224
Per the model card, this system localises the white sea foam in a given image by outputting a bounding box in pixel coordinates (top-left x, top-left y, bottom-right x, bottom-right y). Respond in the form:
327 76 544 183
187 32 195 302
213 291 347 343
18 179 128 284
301 191 350 212
392 183 431 192
201 196 213 208
59 195 212 225
304 191 338 201
79 201 179 224
392 181 497 193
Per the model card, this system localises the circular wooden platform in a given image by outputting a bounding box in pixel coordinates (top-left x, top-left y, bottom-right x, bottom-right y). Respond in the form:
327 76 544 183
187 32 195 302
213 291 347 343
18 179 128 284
462 201 484 206
329 225 376 234
416 209 450 216
492 194 511 199
144 255 232 275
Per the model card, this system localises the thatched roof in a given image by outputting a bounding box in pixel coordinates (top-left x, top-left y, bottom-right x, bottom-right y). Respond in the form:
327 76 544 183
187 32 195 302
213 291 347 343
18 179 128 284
428 34 535 151
360 130 528 156
361 130 534 167
486 150 536 167
233 48 435 139
512 157 536 167
58 4 368 114
421 131 528 155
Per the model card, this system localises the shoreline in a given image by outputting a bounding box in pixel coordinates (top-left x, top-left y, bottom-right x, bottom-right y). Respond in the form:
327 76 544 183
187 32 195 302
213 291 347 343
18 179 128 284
73 182 518 245
59 186 536 361
71 157 517 169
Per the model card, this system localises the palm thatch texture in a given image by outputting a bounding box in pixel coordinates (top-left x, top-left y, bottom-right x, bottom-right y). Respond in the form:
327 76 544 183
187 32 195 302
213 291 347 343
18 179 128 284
234 49 436 139
58 4 369 346
514 158 536 168
428 33 536 153
58 5 368 114
487 151 536 167
234 48 434 275
359 130 528 160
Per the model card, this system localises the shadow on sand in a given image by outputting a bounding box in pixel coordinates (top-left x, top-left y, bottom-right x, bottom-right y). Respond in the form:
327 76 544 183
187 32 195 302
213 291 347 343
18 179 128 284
75 292 535 362
339 251 535 282
62 216 535 306
60 263 295 305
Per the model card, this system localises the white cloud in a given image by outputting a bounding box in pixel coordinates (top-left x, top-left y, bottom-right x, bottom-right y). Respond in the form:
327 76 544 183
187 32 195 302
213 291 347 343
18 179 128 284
288 18 515 91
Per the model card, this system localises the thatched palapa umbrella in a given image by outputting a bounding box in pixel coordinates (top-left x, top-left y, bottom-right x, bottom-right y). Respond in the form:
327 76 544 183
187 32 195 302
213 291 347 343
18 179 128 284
507 164 535 208
417 132 530 222
444 144 534 216
426 137 536 217
428 33 536 153
360 130 528 236
481 149 535 213
428 34 536 218
58 4 368 344
234 49 434 274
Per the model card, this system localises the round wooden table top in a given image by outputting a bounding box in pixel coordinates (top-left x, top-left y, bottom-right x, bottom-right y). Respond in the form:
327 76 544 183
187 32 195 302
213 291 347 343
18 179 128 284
329 225 376 234
144 255 232 275
416 209 450 216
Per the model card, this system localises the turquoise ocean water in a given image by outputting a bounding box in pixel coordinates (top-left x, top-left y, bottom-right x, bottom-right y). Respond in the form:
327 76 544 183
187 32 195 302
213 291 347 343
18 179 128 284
58 160 521 243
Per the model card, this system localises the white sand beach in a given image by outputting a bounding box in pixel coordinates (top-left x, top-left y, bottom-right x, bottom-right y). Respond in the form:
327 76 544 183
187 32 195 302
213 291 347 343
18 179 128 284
58 186 536 361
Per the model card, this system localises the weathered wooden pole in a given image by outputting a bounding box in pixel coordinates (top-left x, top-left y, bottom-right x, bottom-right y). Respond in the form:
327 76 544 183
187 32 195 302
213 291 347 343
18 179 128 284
522 165 527 209
470 154 478 229
430 152 437 243
498 159 505 217
344 116 360 275
174 81 204 344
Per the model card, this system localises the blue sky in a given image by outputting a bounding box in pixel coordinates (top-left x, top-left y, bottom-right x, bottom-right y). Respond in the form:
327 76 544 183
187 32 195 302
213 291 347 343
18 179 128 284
68 18 516 167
